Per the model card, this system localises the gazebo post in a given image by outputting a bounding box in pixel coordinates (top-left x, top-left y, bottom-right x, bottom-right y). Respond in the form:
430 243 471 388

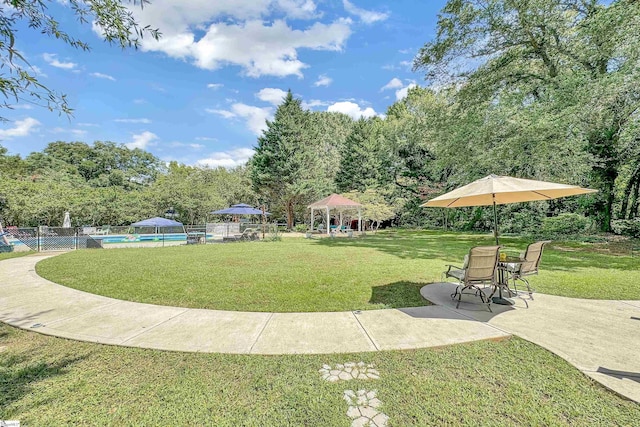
358 208 362 232
310 208 314 231
326 207 330 235
339 210 343 230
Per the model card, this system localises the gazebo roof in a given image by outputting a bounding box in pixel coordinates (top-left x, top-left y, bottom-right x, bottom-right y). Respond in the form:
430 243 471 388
308 194 362 209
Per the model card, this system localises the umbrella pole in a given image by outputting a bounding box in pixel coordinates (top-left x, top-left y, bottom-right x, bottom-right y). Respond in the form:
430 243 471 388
493 199 499 245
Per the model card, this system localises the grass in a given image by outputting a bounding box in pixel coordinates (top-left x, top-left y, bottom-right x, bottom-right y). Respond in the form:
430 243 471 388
0 251 33 262
1 323 638 426
35 230 640 313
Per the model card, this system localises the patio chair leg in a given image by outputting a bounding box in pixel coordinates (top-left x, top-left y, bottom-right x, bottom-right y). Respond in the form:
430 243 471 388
451 285 461 305
453 285 465 309
477 287 492 312
512 278 530 308
522 278 533 300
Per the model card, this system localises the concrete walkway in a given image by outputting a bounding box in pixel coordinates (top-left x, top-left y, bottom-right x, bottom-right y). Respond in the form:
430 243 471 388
1 253 639 403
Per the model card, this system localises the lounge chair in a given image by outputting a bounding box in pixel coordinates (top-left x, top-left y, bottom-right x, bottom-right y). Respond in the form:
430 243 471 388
504 240 551 302
444 245 501 311
94 226 110 235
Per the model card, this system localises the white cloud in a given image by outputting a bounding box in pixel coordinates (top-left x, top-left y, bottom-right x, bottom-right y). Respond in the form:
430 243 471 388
342 0 388 24
327 101 377 119
169 141 205 149
78 122 99 127
274 0 318 19
207 109 236 119
207 83 223 89
301 99 329 109
30 65 47 77
71 129 87 136
133 98 147 104
0 117 40 139
11 104 33 110
380 77 403 91
115 118 152 124
207 103 272 135
94 1 350 78
313 74 332 87
42 53 77 70
196 147 255 168
124 0 321 38
135 17 351 78
90 72 116 81
126 131 158 149
256 88 287 105
195 136 218 141
395 83 417 100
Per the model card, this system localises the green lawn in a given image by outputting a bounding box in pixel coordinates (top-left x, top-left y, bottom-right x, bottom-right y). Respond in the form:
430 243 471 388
1 323 638 425
0 250 33 262
35 230 640 313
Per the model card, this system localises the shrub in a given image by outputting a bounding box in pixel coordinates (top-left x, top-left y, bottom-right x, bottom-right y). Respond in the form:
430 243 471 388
294 224 308 232
611 219 640 238
541 213 591 236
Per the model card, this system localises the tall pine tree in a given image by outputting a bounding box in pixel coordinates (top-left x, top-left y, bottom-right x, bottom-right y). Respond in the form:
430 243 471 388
250 91 313 229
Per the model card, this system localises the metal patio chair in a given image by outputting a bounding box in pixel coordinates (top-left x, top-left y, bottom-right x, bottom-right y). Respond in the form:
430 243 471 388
504 240 551 301
444 245 501 312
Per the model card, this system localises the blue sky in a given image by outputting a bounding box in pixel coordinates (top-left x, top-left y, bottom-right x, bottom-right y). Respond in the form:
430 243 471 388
1 0 446 167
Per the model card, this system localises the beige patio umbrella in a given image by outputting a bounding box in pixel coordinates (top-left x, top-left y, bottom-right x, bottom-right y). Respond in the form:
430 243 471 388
422 174 597 244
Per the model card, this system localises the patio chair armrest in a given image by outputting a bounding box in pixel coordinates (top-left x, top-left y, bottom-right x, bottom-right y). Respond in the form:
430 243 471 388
444 264 463 274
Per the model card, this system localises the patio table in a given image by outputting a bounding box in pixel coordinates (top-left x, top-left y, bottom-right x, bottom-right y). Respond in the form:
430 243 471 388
491 256 524 305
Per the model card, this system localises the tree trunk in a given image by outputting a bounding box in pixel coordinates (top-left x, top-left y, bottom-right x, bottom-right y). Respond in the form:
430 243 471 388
285 200 294 230
620 166 640 219
630 177 640 219
588 130 619 232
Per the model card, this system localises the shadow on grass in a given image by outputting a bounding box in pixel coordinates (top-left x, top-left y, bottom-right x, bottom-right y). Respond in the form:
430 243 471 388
312 231 640 272
369 281 431 309
0 325 89 410
313 231 501 261
0 354 87 409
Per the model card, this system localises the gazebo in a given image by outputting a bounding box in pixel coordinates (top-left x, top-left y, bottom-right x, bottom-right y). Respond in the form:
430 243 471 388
308 194 362 235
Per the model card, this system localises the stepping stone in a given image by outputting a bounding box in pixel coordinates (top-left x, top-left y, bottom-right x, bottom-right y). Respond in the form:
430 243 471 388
343 389 389 427
319 362 381 381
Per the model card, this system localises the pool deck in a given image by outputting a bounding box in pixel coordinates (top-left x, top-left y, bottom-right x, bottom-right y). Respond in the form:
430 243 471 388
1 253 639 403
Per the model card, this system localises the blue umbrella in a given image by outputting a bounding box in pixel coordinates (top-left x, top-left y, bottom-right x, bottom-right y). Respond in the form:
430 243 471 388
131 217 184 227
131 217 185 247
210 204 270 215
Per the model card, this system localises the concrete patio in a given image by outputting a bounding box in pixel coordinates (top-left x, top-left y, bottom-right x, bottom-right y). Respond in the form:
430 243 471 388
1 253 638 403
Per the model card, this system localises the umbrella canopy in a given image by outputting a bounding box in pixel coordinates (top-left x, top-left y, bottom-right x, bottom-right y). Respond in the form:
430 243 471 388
130 217 184 227
210 204 270 215
422 175 597 243
63 211 71 228
423 175 597 208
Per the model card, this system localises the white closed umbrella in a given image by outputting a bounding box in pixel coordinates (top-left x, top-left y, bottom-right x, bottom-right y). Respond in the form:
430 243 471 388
63 211 71 228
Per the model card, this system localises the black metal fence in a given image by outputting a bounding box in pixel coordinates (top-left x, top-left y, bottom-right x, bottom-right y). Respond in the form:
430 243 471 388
4 227 103 252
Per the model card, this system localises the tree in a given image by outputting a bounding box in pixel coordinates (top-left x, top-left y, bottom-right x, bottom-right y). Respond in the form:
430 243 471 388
414 0 640 230
343 189 397 231
250 91 316 229
0 0 159 118
335 117 392 192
